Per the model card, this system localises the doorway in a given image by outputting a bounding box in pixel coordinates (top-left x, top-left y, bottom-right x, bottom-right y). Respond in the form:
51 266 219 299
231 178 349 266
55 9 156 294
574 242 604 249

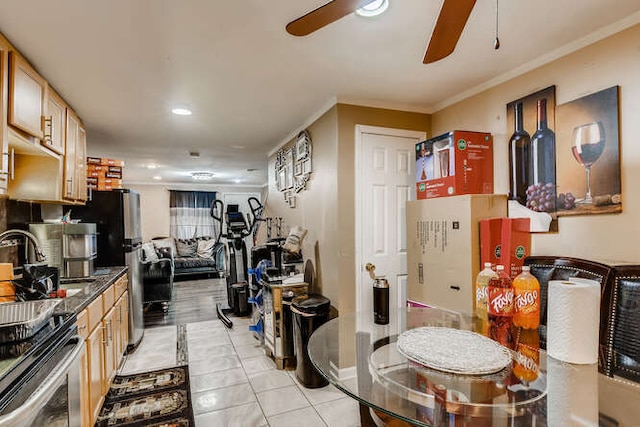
355 125 426 329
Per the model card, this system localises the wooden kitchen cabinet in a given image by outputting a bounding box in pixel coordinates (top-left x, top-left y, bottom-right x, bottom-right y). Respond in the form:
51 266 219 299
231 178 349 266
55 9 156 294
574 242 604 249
87 320 104 426
76 124 87 202
76 274 129 426
0 36 9 194
64 109 79 200
8 51 45 140
63 109 87 202
43 85 66 155
102 306 117 394
0 33 88 204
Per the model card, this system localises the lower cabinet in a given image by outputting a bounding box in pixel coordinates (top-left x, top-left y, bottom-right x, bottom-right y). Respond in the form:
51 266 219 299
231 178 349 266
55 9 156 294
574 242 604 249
87 322 104 425
76 274 130 426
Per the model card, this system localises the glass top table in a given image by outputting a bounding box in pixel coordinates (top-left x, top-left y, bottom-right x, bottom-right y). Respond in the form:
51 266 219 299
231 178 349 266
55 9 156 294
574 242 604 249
308 306 640 426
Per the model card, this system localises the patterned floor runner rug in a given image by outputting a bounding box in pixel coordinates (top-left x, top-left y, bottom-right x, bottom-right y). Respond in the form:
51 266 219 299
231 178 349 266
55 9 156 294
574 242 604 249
95 365 194 427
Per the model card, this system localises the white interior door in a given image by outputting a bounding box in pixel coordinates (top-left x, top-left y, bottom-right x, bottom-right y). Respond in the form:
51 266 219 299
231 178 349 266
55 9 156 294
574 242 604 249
356 126 426 330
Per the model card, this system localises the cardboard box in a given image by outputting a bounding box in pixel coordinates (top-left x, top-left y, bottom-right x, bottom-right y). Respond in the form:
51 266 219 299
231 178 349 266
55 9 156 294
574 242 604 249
406 194 507 314
500 218 531 279
100 158 125 167
480 218 531 279
416 131 493 200
480 218 503 269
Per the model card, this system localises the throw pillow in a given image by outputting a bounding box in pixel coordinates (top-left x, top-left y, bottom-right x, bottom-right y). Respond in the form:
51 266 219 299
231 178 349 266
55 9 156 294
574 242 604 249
176 240 197 257
197 239 216 259
153 238 177 257
141 242 159 263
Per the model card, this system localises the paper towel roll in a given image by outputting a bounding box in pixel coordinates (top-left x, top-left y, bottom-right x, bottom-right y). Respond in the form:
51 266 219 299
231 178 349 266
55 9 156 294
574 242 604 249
547 356 599 426
547 279 600 364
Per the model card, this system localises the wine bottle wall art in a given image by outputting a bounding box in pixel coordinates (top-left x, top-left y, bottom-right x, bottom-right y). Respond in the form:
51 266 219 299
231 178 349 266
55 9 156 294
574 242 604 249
506 86 558 227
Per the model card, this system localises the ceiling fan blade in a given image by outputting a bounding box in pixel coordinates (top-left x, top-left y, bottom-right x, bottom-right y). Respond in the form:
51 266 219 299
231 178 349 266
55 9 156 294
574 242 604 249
286 0 378 36
423 0 477 64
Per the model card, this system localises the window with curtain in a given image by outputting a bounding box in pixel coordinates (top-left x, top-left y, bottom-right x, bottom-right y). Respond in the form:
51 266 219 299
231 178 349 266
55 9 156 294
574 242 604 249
169 190 217 239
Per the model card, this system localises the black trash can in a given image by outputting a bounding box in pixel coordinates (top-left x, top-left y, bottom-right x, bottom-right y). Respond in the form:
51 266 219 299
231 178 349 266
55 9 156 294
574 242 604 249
232 282 249 316
292 294 331 388
282 291 296 359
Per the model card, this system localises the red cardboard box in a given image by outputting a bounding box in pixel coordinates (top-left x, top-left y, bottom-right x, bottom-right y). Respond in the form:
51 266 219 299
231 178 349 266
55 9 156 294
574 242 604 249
416 131 493 199
480 218 531 279
480 218 503 269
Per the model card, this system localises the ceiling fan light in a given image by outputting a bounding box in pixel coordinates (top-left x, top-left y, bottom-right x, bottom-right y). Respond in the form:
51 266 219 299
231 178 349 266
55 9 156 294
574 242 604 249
355 0 389 17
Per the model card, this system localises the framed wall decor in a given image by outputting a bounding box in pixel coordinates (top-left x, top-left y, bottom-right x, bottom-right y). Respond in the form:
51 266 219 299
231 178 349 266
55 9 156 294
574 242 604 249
555 86 621 216
274 129 313 207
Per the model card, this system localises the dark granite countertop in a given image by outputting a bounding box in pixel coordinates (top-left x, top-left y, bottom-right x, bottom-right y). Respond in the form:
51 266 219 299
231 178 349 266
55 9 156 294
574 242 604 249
53 266 128 316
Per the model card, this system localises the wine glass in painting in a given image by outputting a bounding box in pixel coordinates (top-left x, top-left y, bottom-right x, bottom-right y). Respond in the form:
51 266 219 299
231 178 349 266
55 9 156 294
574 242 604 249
572 122 605 204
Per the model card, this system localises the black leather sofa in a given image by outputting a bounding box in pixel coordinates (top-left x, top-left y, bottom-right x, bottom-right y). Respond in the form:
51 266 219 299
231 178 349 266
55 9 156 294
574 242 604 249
142 246 174 312
525 256 640 382
152 236 225 279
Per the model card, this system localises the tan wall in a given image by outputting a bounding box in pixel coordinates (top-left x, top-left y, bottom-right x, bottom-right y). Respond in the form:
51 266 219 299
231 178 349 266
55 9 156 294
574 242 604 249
431 24 640 262
129 184 264 242
266 104 430 313
265 106 340 304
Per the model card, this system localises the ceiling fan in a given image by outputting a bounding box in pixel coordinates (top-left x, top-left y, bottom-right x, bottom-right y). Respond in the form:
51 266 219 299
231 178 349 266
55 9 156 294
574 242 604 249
286 0 477 64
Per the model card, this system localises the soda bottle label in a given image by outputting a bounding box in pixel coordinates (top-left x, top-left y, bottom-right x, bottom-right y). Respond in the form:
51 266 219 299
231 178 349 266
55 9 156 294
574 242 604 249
488 288 514 316
515 290 539 314
475 284 487 305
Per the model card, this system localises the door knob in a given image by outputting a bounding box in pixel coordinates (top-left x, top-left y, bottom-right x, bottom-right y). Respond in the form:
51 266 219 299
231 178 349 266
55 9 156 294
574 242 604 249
365 263 376 280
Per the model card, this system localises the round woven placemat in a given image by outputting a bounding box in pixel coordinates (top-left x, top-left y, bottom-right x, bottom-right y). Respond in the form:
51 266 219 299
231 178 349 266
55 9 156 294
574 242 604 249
397 327 512 375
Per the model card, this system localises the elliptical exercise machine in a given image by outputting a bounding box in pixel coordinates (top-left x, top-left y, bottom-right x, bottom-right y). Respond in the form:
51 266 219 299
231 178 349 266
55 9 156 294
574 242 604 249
214 197 263 328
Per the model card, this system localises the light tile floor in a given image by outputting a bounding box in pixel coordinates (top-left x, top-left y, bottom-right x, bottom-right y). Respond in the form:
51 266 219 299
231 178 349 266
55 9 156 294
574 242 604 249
121 317 361 427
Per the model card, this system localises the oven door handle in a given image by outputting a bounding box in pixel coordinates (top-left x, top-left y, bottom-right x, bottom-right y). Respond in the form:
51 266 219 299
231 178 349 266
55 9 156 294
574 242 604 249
0 335 84 427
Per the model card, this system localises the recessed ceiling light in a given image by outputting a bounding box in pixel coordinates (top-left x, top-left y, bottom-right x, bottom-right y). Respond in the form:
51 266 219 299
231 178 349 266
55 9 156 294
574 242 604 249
146 163 158 169
172 108 192 116
153 175 162 180
234 179 242 184
191 171 214 181
355 0 389 17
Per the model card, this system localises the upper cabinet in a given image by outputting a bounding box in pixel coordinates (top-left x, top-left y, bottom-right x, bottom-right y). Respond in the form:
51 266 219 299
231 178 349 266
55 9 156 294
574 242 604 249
0 37 9 195
43 85 66 155
0 32 89 204
64 110 79 200
8 52 45 140
64 109 87 202
76 125 87 202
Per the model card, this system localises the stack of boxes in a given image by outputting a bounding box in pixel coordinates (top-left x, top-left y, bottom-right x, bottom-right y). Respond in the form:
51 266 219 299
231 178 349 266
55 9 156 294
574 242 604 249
86 157 124 191
407 130 534 314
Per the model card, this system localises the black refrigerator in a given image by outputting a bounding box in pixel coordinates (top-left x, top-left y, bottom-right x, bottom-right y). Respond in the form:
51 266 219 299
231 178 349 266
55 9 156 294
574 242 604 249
73 189 144 351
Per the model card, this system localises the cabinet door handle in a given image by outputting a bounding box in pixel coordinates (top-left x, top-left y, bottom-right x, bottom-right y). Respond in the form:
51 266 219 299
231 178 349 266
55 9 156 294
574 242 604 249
9 149 14 181
42 116 53 143
102 325 107 344
106 320 113 343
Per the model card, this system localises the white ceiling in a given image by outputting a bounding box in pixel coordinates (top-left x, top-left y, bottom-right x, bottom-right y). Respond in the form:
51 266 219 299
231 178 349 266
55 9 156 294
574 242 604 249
0 0 639 186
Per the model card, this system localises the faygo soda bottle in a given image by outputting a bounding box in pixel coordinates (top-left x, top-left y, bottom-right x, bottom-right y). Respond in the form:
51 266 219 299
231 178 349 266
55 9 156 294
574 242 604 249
513 266 541 329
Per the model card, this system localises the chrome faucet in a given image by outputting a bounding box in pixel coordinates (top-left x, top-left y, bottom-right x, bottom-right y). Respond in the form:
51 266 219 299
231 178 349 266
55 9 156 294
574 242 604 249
0 229 47 263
